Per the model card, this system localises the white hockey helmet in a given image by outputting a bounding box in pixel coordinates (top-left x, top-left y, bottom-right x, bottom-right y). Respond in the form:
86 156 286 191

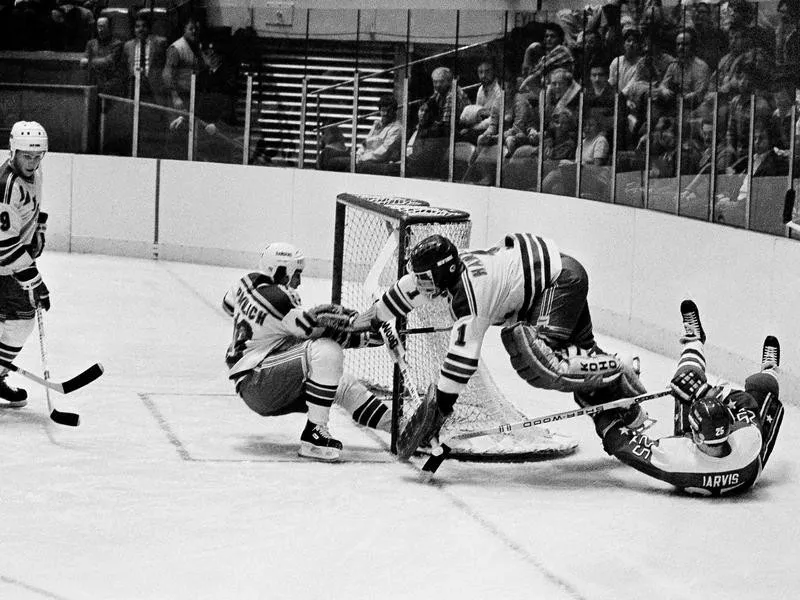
9 121 48 157
258 242 305 281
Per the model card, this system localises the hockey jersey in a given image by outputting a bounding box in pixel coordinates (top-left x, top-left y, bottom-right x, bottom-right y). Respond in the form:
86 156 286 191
0 160 42 276
222 273 317 382
602 388 784 496
375 233 562 397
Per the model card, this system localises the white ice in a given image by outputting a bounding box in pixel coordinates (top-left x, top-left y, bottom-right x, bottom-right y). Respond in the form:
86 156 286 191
2 252 798 600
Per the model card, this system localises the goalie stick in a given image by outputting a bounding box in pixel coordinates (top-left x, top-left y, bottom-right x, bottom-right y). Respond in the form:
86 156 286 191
419 388 672 480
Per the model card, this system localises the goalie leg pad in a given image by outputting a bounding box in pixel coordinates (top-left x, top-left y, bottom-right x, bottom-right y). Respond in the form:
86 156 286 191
501 322 621 393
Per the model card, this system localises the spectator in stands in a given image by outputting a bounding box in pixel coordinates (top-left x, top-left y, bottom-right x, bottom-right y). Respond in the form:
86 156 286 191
711 25 771 97
542 108 610 197
429 66 469 139
689 2 728 74
717 120 788 224
584 61 615 115
657 27 710 112
459 60 501 144
82 15 125 96
519 23 575 94
623 32 675 139
574 28 611 88
163 17 205 114
776 0 800 80
726 0 775 57
407 98 448 179
356 93 403 175
46 6 69 50
315 121 350 172
545 68 581 121
542 108 579 167
609 27 641 95
770 77 795 153
722 63 773 169
122 12 167 104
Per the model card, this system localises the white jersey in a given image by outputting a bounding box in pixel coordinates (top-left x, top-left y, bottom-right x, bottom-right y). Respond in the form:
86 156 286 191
222 272 316 383
376 233 562 397
0 160 43 276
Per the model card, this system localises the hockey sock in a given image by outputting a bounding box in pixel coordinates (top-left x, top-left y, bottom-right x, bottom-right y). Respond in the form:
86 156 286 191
352 395 390 431
304 378 338 426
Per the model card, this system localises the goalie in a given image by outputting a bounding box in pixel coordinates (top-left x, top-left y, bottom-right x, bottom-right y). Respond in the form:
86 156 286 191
588 300 784 496
222 242 390 462
351 232 646 457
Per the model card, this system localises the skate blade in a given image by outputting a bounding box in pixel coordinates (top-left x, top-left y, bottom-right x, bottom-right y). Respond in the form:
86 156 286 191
0 399 27 408
298 442 341 462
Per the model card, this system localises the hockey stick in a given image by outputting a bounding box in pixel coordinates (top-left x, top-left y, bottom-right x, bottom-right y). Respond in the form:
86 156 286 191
420 388 672 479
34 306 81 427
399 325 453 335
380 325 436 460
0 359 103 395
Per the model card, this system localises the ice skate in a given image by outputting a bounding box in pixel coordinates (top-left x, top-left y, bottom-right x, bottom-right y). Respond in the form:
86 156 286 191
680 299 706 344
298 420 342 462
0 376 27 408
761 336 780 371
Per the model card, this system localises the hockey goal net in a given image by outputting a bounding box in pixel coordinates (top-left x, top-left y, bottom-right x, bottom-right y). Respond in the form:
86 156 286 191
332 193 577 461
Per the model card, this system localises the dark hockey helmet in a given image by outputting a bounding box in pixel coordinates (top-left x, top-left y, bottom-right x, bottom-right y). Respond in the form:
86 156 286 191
688 393 734 446
406 234 462 296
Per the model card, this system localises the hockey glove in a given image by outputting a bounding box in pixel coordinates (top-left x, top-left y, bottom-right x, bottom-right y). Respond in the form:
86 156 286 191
14 266 50 311
308 303 356 332
30 212 48 259
670 368 708 402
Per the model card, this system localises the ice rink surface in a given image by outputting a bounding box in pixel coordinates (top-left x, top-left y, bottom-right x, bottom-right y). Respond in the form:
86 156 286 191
2 252 798 600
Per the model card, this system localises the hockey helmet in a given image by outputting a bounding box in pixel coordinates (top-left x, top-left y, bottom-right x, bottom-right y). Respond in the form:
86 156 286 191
258 242 305 283
688 393 734 446
406 234 461 296
9 121 48 157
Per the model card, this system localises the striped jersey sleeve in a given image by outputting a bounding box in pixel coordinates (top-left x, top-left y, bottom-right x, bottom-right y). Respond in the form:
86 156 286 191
437 312 491 396
375 273 430 321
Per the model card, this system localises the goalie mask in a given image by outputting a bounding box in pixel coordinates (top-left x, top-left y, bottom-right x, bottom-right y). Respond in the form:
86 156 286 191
9 121 48 158
406 234 461 296
688 394 733 446
259 242 305 285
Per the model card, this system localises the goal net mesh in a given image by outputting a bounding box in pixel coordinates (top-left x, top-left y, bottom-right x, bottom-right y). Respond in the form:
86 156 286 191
333 194 577 461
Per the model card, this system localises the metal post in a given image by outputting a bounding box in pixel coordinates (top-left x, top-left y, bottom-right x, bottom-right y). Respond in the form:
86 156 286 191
350 76 359 173
447 77 458 182
576 93 584 198
495 90 505 188
709 93 719 222
298 77 308 169
644 95 652 209
132 68 141 158
537 88 545 193
744 93 755 229
675 95 684 214
100 97 106 153
187 72 196 161
611 92 619 203
400 75 409 179
243 74 253 165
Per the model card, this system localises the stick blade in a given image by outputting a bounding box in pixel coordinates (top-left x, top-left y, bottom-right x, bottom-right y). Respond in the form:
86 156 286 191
420 444 452 481
50 409 80 427
61 363 104 394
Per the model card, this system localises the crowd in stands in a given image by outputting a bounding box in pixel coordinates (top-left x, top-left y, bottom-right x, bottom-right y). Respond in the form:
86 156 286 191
313 0 800 213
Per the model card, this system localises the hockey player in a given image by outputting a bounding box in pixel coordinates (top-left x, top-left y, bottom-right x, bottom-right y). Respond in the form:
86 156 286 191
0 121 50 408
223 242 391 462
590 300 784 496
351 233 645 456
